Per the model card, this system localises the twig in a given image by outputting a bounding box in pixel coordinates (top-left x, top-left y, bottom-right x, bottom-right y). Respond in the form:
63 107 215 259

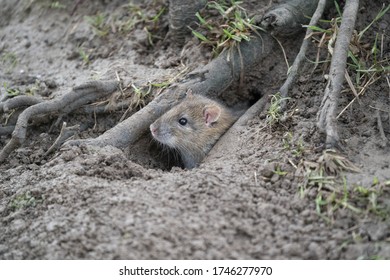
368 105 390 114
279 0 328 109
336 74 380 119
273 36 290 71
344 70 360 103
287 157 298 169
44 122 80 157
387 76 390 131
376 109 388 147
317 0 360 148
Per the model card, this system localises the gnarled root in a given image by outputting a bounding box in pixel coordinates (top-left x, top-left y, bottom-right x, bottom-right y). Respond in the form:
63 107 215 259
260 0 331 37
0 80 119 162
0 95 43 113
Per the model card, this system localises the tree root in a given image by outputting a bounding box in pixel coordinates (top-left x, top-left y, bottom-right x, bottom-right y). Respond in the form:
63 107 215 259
0 0 336 164
0 95 43 113
260 0 330 37
65 33 275 150
376 109 388 148
0 80 119 162
317 0 359 149
167 0 207 45
278 0 328 109
44 122 80 157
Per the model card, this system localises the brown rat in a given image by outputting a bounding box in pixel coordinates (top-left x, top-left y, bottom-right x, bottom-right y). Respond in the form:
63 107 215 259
150 92 237 169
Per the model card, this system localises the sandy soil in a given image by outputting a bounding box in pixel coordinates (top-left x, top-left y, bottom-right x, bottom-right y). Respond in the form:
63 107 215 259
0 0 389 259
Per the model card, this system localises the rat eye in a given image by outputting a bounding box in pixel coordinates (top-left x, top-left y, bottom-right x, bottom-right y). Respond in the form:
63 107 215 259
178 117 187 126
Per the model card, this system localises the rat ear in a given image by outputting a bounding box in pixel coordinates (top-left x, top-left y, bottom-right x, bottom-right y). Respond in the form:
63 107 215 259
186 89 194 98
203 105 221 127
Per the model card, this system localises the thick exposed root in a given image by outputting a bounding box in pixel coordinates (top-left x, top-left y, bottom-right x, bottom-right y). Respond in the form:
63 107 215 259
260 0 330 37
65 33 275 149
0 80 119 162
0 95 43 113
317 0 359 149
0 0 337 164
167 0 207 45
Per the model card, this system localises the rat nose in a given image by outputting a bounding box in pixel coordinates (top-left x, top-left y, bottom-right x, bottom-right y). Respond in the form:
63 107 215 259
150 124 157 135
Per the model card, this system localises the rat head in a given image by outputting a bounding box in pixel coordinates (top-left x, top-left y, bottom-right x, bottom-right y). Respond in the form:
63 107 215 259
149 94 225 154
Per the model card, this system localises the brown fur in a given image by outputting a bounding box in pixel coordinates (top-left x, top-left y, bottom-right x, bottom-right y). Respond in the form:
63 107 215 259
150 94 236 169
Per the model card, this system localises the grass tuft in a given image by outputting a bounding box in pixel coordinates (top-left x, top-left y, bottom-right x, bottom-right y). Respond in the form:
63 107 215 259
306 2 389 119
191 0 262 56
10 191 42 211
266 93 289 125
297 150 389 222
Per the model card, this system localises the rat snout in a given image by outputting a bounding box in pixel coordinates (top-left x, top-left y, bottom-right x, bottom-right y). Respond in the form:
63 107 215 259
149 122 173 146
150 123 158 136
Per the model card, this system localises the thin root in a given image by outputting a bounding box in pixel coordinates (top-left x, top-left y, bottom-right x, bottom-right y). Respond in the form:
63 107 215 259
45 122 80 157
376 109 388 147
